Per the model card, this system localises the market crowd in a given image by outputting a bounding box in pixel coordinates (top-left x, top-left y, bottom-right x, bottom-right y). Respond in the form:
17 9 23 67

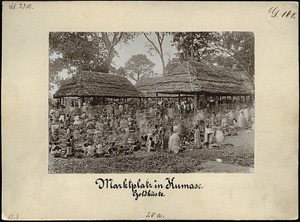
49 97 255 158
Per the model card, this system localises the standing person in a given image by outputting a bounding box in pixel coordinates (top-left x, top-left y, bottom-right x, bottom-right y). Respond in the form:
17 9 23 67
194 125 202 149
243 105 250 123
237 110 245 128
65 135 75 157
168 126 181 154
204 123 213 148
163 126 172 150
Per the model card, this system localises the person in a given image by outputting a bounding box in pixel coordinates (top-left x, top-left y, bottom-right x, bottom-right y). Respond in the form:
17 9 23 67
229 109 235 121
215 128 224 144
204 124 214 148
168 126 181 154
163 127 172 150
83 143 94 157
243 105 250 122
95 143 105 157
210 112 216 125
194 125 202 149
221 117 228 128
237 110 245 128
73 115 82 127
65 135 75 157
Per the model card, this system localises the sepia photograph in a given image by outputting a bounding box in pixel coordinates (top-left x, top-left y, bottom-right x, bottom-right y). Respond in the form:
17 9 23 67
48 32 255 174
3 1 298 220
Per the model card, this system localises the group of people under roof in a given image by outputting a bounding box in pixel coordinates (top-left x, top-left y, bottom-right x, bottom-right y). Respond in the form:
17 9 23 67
49 96 255 158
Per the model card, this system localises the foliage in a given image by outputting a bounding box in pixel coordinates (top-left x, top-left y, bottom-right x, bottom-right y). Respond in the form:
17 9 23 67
124 54 155 83
171 32 254 81
49 32 107 83
165 57 181 75
172 32 216 61
211 32 254 79
49 32 138 87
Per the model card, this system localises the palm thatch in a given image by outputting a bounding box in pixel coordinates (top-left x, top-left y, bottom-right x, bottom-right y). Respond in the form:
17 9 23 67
233 71 255 95
135 77 180 98
53 70 142 98
155 60 252 96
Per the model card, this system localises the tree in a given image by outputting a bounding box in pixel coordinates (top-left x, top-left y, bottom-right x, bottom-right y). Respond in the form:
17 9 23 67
171 32 254 81
143 32 167 76
124 54 155 83
49 32 139 88
210 32 254 81
165 57 181 75
99 32 138 72
172 32 216 61
49 32 107 84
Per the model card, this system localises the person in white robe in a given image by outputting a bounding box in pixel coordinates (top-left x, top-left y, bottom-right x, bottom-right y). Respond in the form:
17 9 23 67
237 110 245 128
199 110 205 121
73 115 82 128
243 106 250 122
59 114 65 123
229 109 235 121
194 125 202 149
168 126 181 154
215 128 224 144
221 117 228 128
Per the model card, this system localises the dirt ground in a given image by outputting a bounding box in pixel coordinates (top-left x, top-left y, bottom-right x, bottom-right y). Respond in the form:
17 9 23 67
48 130 254 174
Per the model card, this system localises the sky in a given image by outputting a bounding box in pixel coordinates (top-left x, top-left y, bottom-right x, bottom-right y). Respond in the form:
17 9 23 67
112 33 178 75
57 33 178 80
50 32 178 96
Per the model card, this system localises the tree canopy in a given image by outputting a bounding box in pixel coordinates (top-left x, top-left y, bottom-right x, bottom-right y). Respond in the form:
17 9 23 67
124 54 155 83
49 32 137 85
171 32 254 81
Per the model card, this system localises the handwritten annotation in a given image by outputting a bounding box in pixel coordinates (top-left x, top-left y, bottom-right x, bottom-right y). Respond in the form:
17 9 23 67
95 177 203 201
9 3 33 10
268 7 296 19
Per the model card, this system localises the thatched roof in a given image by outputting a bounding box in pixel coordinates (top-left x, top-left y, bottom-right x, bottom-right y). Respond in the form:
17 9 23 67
155 60 252 96
233 71 255 95
135 77 180 98
53 70 142 98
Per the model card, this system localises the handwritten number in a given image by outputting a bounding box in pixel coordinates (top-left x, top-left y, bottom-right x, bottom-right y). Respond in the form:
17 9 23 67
9 3 33 10
146 212 164 219
268 7 296 19
8 214 19 219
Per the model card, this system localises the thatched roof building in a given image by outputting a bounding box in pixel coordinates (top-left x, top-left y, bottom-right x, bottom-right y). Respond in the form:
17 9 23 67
135 77 179 98
53 70 142 98
155 61 253 96
233 71 255 95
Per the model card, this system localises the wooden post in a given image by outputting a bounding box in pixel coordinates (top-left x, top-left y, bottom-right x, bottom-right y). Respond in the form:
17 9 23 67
79 97 83 107
178 94 181 104
194 93 197 113
155 93 158 108
215 96 218 108
102 97 105 105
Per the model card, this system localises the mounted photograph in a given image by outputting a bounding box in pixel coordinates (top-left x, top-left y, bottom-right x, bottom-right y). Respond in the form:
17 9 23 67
48 32 255 174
